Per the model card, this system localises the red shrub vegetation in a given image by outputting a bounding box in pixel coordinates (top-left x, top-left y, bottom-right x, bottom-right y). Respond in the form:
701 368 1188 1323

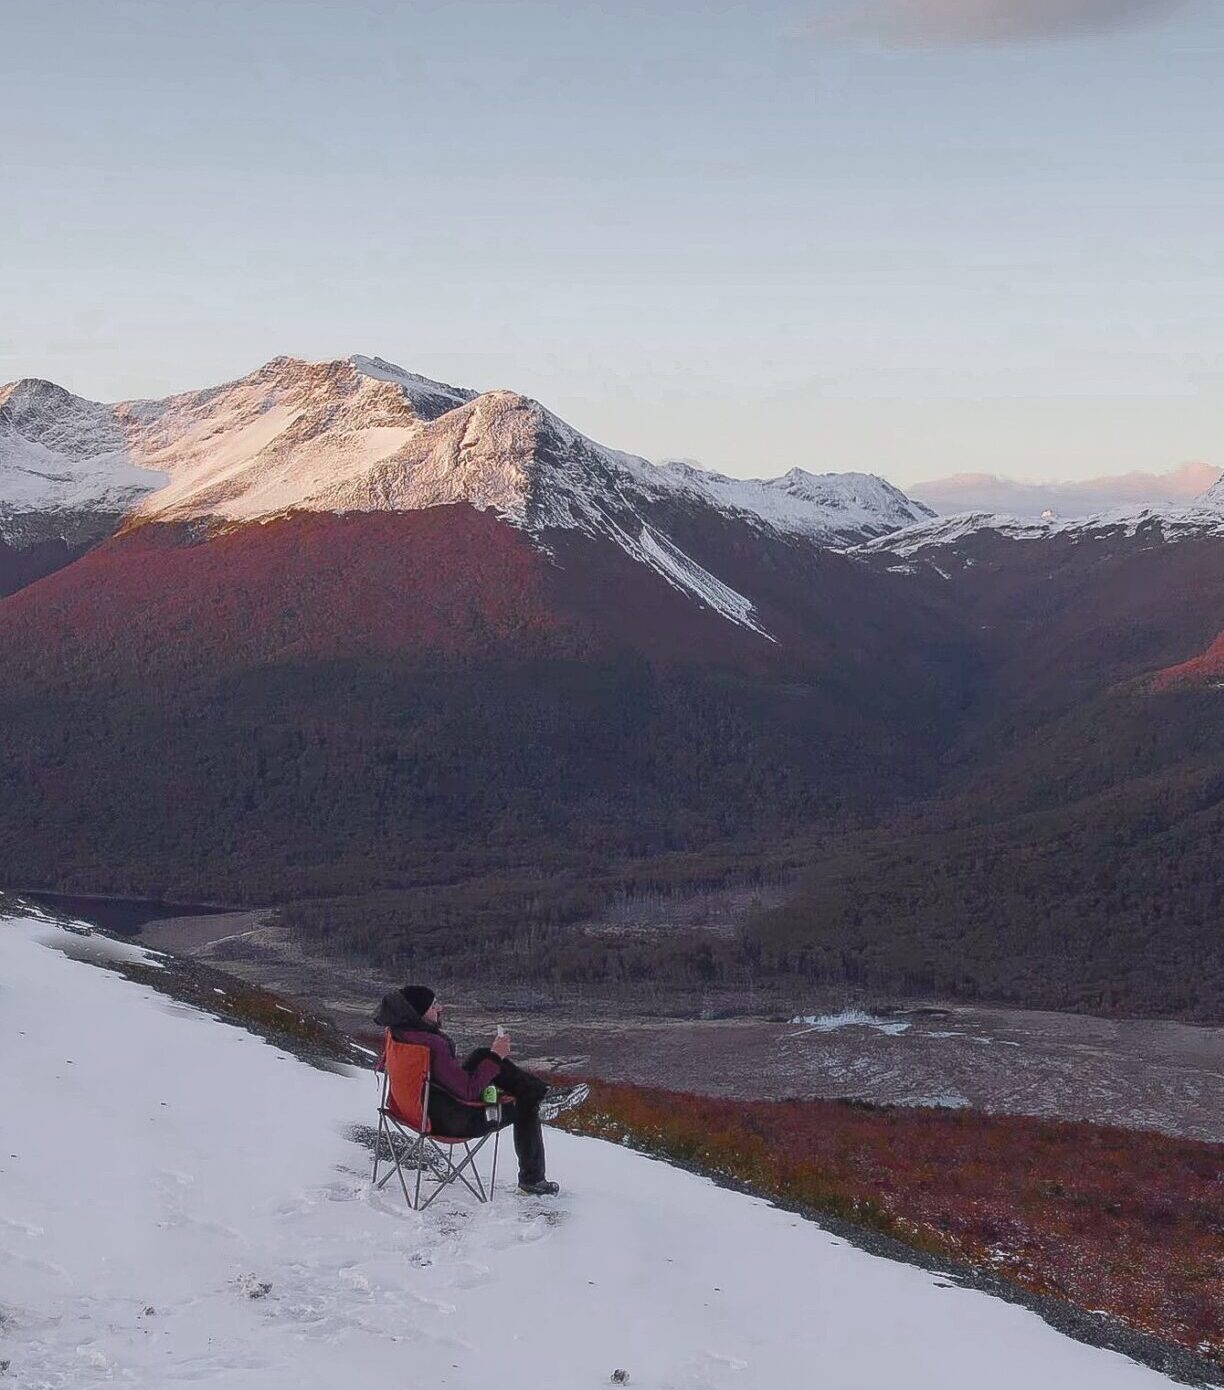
1156 625 1224 688
558 1082 1224 1364
0 509 576 682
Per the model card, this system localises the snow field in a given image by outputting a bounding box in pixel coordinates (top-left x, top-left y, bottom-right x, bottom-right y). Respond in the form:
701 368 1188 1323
861 503 1224 558
0 913 1177 1389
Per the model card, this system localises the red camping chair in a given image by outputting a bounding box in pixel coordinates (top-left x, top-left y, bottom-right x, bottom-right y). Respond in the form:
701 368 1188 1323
372 1032 502 1211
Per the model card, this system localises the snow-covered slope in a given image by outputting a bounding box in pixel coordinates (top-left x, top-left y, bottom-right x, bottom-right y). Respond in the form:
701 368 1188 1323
0 908 1179 1390
112 355 930 548
0 357 929 547
859 501 1224 560
652 460 933 543
0 379 167 541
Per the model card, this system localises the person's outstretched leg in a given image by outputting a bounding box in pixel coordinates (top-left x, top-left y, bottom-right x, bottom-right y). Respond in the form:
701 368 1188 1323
458 1053 558 1192
471 1056 546 1104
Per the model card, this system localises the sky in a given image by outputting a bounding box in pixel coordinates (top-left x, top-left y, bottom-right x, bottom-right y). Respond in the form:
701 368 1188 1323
2 0 1220 485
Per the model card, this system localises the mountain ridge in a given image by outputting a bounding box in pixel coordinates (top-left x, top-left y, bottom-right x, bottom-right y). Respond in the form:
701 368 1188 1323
0 353 933 545
857 498 1224 562
0 354 934 629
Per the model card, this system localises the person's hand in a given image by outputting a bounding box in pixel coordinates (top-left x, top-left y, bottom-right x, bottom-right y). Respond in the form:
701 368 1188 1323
491 1032 511 1060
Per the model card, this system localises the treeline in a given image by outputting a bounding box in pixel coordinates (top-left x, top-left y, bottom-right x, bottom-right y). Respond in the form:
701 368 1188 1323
283 872 769 995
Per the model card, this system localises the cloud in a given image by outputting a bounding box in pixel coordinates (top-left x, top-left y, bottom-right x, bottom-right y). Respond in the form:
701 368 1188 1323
811 0 1190 46
911 462 1221 518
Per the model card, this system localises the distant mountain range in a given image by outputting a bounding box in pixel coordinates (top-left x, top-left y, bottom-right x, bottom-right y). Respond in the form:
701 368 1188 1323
910 462 1221 519
1 354 1222 1021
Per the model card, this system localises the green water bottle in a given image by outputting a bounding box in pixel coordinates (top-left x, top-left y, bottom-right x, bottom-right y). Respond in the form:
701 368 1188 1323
482 1084 499 1120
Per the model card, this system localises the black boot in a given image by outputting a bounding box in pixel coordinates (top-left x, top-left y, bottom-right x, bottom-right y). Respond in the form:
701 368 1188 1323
518 1177 560 1196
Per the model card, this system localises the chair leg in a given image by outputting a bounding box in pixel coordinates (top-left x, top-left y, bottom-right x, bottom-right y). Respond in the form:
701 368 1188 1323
372 1115 424 1209
414 1136 492 1210
372 1112 499 1211
396 1133 414 1208
371 1112 384 1188
434 1138 492 1204
490 1125 499 1202
417 1142 454 1212
467 1143 489 1202
386 1120 412 1207
374 1113 401 1191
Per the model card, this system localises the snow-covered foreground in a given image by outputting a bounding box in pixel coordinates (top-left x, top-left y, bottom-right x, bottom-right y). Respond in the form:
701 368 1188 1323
1 913 1176 1389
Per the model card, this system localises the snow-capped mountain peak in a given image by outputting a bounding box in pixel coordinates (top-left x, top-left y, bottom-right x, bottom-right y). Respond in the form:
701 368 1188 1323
637 461 927 543
1 377 123 455
0 355 932 550
0 354 936 635
859 467 1224 564
638 461 933 544
764 468 936 530
349 353 478 420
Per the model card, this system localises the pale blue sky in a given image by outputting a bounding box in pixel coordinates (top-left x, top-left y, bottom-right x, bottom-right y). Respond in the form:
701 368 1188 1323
2 0 1220 484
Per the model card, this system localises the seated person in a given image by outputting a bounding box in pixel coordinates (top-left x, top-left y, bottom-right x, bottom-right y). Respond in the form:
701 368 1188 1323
374 983 586 1196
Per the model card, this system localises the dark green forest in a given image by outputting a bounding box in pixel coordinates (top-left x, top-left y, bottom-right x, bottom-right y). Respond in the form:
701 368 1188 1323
749 685 1224 1018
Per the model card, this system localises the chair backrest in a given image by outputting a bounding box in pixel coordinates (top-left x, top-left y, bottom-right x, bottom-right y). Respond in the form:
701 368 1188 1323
383 1032 431 1132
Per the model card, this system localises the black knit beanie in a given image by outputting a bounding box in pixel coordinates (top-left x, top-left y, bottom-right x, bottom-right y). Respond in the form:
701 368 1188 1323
400 984 436 1017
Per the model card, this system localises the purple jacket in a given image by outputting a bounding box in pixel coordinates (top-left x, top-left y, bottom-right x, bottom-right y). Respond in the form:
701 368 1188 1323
374 988 501 1104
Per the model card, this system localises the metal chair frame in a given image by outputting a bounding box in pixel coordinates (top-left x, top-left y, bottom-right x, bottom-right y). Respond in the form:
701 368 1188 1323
372 1047 501 1212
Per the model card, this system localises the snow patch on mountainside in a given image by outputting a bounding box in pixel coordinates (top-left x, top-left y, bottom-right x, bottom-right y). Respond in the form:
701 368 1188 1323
791 1008 911 1036
348 354 478 420
0 908 1174 1390
636 524 773 638
0 380 167 528
859 502 1224 559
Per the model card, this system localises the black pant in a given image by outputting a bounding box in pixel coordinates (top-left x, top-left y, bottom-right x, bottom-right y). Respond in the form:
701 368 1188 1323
426 1056 548 1185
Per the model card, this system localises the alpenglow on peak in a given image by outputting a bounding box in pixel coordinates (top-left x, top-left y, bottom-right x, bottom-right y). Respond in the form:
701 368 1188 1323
1 353 933 550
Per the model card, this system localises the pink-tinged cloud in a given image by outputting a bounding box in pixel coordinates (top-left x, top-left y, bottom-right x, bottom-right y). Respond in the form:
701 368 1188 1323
910 462 1221 518
812 0 1189 45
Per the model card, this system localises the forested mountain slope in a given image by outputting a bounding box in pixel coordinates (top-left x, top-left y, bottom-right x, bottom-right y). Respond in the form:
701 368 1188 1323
2 358 1223 1018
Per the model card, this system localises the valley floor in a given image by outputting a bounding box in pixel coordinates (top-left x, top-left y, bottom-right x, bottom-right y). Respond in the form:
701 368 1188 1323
0 909 1191 1390
127 904 1224 1145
